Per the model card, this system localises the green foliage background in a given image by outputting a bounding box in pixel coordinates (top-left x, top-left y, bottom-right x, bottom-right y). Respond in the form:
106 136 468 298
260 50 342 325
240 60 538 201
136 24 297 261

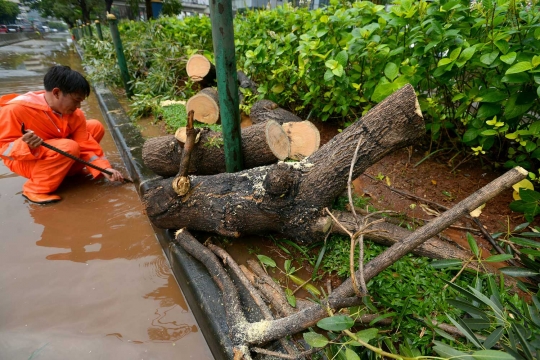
81 0 540 175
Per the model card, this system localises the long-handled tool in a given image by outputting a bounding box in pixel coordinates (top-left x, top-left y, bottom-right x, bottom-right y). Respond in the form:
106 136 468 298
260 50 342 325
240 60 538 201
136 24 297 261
21 122 131 182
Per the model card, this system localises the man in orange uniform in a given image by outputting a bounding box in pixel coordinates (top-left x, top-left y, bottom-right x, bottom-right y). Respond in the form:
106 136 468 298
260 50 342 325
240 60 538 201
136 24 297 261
0 65 124 204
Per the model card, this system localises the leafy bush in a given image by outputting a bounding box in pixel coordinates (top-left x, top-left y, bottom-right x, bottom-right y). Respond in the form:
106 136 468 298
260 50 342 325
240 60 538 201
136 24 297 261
81 0 540 172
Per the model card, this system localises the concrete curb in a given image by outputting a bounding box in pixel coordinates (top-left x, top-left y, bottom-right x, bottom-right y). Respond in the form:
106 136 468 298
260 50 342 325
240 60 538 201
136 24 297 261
75 45 233 360
0 33 41 47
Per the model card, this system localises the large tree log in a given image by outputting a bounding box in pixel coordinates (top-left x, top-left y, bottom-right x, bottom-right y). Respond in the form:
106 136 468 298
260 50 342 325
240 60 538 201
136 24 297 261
186 87 220 124
249 99 303 125
143 84 425 243
142 120 290 177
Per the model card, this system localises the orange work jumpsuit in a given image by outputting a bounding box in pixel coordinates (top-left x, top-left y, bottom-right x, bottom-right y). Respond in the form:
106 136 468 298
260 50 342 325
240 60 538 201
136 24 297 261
0 91 112 194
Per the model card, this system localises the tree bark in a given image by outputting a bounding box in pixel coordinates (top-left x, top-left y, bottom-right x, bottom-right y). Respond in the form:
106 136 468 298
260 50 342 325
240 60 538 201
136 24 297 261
250 99 302 125
143 84 425 243
142 120 290 177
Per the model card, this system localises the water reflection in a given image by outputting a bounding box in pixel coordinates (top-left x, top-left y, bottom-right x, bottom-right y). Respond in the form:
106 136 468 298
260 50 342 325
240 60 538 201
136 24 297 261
25 175 149 263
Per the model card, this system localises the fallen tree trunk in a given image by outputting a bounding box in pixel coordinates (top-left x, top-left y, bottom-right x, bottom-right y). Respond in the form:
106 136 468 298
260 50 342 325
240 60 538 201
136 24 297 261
249 99 303 125
143 84 425 243
142 120 290 177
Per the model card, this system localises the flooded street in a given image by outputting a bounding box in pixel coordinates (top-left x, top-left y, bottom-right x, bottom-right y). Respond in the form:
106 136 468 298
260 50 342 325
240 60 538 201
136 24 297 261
0 35 213 359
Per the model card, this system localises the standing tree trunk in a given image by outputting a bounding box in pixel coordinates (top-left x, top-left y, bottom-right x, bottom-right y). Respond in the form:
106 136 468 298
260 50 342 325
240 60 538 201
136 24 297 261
145 0 153 19
104 0 114 13
143 84 425 244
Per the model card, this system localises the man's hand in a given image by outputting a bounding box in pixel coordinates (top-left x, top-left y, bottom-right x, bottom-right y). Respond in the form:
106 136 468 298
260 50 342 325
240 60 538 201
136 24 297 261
103 168 124 182
22 130 43 149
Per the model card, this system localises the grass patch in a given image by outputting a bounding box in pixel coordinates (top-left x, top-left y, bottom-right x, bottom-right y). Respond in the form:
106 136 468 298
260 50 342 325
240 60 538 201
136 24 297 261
154 103 222 133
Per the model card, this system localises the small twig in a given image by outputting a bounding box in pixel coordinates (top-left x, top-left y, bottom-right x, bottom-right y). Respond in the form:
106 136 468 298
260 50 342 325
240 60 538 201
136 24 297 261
324 207 353 237
252 334 345 359
442 255 475 291
348 135 365 226
472 217 520 267
291 278 312 296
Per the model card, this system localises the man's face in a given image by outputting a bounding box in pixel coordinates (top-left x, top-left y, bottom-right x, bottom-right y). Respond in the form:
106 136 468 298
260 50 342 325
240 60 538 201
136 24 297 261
50 88 85 115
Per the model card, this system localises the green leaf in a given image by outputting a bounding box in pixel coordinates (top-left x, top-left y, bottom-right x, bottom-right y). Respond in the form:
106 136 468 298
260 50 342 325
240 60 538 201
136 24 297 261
463 128 480 142
500 52 517 65
476 104 501 119
449 47 462 61
446 314 483 348
433 340 474 360
501 72 530 83
472 350 515 360
285 288 296 307
384 62 399 81
332 64 344 77
303 332 329 348
324 70 334 82
478 90 506 103
335 50 348 67
480 51 499 65
317 315 354 331
494 40 509 54
511 323 534 360
431 259 463 268
369 312 396 326
505 61 533 75
532 55 540 68
481 130 498 136
271 84 285 94
467 233 480 257
345 348 360 360
438 58 453 67
458 46 476 63
463 318 491 330
325 59 339 70
257 254 276 267
485 254 514 262
509 236 540 248
499 267 539 277
355 328 378 343
483 327 504 349
447 299 489 320
504 92 535 119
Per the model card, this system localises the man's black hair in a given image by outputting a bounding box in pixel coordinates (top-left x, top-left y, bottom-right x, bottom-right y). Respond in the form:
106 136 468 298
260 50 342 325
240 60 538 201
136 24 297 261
43 65 91 97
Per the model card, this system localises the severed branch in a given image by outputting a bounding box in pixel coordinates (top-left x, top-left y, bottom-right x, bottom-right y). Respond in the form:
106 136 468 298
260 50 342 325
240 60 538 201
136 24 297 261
175 229 251 358
237 166 526 345
172 110 199 196
208 244 298 356
177 168 526 350
246 259 296 317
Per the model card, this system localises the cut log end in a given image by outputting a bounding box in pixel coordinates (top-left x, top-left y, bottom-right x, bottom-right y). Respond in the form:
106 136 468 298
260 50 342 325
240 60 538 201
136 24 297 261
186 54 212 82
175 127 201 144
282 121 320 160
265 120 290 161
186 88 220 124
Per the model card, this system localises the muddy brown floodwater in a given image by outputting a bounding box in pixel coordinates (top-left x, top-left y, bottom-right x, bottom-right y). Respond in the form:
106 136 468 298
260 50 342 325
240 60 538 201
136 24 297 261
0 35 213 359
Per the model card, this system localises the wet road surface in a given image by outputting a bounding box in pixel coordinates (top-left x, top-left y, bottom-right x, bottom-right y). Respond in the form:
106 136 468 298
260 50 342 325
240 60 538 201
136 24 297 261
0 34 213 359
